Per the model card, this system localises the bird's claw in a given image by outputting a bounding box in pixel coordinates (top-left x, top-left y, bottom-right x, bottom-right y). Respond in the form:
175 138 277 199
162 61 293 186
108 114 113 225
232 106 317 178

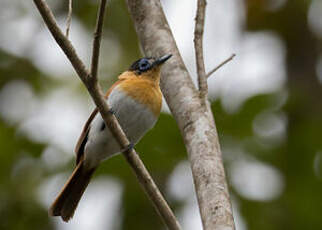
108 108 115 115
124 142 135 152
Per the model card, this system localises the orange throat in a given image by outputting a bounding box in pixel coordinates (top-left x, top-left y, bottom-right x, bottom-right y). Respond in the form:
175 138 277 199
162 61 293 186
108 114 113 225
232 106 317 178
117 72 162 116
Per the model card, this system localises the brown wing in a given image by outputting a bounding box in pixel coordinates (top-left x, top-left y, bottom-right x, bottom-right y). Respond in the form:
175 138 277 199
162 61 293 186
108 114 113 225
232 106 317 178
74 77 129 164
75 108 98 164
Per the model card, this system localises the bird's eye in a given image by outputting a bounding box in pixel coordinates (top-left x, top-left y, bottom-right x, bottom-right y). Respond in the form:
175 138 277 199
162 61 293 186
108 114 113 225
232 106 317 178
138 59 151 72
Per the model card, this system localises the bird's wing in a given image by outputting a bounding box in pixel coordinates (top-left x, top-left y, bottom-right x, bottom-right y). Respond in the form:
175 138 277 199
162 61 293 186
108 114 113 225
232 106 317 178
74 79 125 164
75 107 98 164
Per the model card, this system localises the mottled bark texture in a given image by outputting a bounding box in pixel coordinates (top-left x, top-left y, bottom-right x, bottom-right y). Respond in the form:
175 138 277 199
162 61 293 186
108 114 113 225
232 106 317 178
126 1 236 229
194 0 208 99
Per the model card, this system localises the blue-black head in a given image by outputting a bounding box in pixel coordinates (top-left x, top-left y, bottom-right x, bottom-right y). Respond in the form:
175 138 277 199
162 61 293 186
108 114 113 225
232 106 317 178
129 54 172 74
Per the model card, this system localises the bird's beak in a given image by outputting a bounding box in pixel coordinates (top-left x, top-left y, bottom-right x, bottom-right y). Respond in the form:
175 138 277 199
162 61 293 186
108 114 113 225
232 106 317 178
153 54 172 67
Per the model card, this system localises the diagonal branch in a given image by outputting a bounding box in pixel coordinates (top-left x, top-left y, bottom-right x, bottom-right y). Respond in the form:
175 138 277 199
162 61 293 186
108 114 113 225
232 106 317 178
194 0 208 99
33 0 181 229
206 53 236 78
34 0 89 84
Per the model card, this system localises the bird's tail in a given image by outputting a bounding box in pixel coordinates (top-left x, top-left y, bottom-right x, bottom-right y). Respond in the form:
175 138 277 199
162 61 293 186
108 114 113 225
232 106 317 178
49 160 96 222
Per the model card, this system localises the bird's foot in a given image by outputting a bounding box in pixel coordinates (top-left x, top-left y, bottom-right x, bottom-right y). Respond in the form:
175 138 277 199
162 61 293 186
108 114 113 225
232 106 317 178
123 142 135 152
108 108 115 115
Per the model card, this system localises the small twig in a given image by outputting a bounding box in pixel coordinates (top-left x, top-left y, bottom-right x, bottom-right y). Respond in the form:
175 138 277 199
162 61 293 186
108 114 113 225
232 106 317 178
33 0 181 229
194 0 207 99
206 53 236 78
65 0 72 38
91 0 107 82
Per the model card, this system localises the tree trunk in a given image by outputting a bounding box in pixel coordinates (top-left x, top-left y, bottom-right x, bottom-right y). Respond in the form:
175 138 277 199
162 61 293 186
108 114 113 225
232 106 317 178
126 1 235 229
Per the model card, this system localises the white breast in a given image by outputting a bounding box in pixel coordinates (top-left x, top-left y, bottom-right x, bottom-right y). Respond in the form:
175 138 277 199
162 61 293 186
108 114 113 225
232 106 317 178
84 87 158 167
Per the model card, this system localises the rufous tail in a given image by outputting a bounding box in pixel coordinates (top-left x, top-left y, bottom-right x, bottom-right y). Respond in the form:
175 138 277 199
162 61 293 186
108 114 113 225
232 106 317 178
49 160 96 222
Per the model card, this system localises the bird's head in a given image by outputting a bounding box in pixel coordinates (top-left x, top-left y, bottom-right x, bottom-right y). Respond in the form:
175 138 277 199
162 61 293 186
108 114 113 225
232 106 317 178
128 54 172 81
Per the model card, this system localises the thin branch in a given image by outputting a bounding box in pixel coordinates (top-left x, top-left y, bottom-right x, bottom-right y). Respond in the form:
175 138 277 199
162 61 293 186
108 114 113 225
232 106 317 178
194 0 207 99
91 0 107 82
206 53 236 78
33 0 181 229
65 0 72 38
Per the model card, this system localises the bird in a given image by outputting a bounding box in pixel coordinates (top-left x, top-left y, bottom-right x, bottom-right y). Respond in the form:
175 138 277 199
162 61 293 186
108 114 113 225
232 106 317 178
49 54 172 222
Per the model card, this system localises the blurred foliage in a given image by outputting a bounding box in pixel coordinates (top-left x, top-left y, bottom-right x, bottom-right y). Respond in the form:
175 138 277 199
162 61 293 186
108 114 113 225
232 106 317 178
0 0 322 230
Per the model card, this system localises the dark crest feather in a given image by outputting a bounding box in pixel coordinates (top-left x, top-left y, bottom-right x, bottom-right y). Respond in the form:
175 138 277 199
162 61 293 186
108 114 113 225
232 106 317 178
129 57 154 73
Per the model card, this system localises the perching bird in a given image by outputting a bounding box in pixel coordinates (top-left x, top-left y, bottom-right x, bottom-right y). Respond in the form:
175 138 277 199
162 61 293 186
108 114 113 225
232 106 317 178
49 54 172 222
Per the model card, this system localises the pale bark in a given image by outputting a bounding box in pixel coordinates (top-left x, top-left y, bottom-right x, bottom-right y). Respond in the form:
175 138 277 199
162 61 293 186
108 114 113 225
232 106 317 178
194 0 208 99
126 1 236 229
